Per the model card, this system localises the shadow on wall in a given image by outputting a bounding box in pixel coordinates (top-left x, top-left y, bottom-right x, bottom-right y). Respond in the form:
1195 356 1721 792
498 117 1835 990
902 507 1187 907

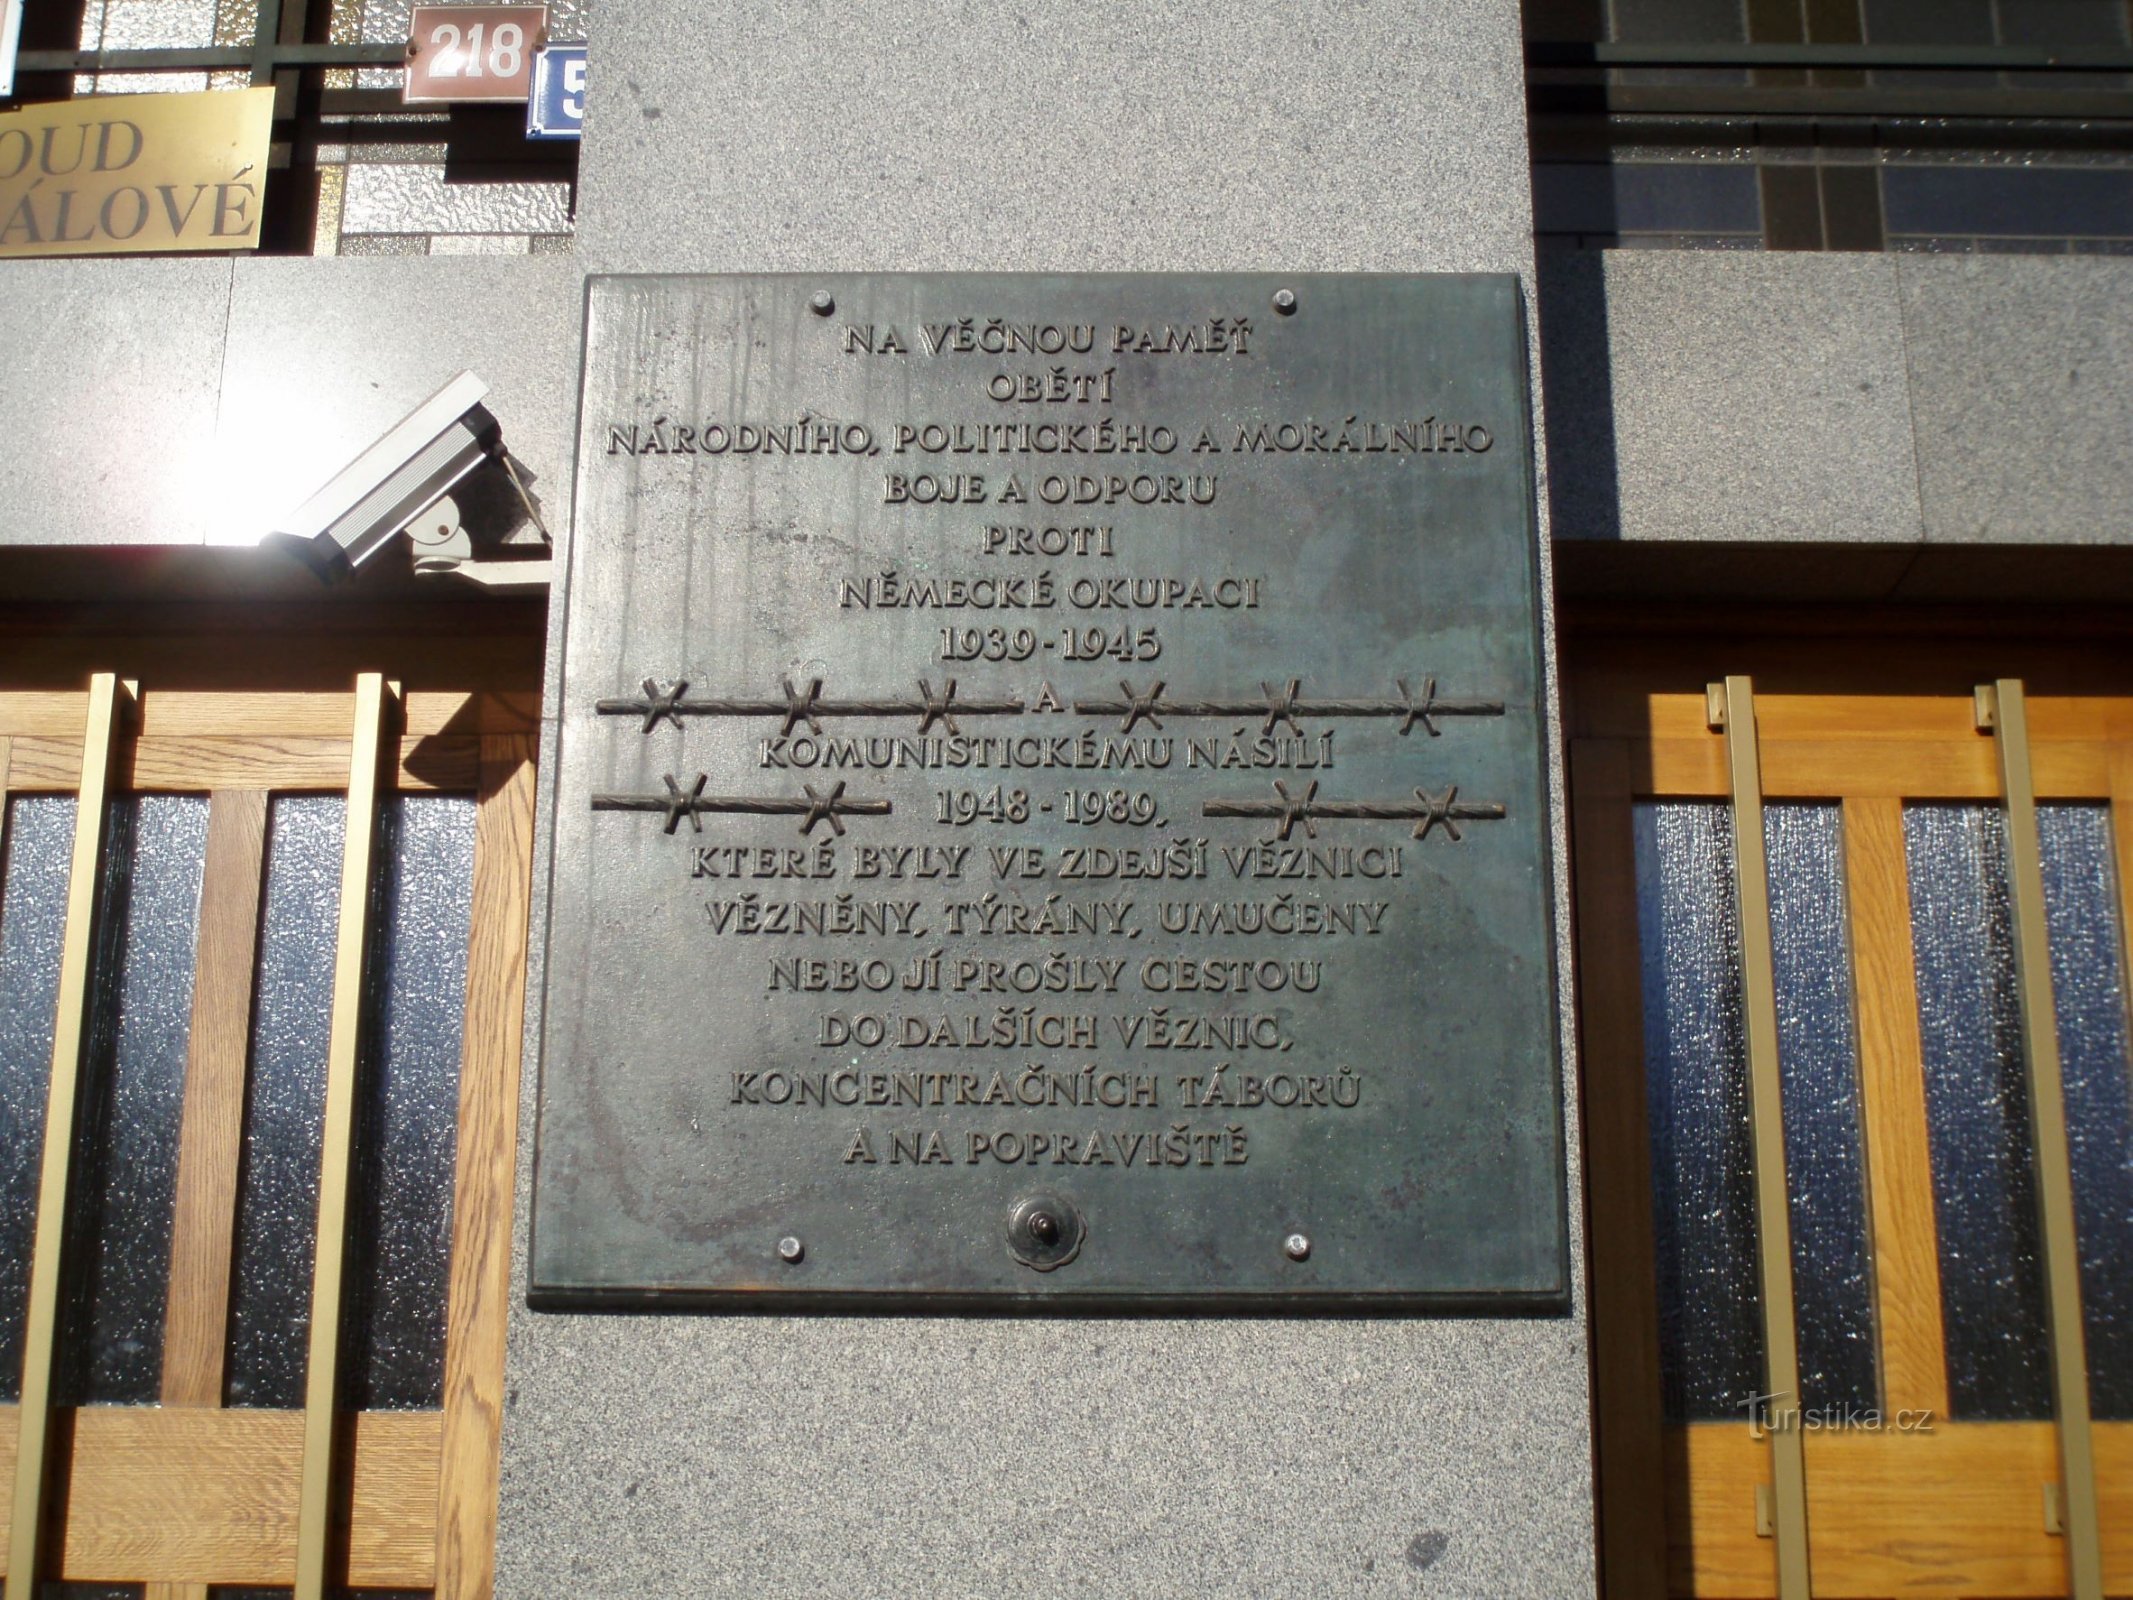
1535 251 1622 543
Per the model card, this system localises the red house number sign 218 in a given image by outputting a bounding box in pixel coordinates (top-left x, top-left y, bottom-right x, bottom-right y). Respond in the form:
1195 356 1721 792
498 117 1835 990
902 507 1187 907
403 5 548 103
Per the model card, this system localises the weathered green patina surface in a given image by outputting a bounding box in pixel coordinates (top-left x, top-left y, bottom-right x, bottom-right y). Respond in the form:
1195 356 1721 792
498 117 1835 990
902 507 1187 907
533 274 1563 1310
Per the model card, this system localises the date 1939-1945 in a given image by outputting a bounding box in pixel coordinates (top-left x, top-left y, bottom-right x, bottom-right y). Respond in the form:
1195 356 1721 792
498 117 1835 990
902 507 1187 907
939 624 1159 662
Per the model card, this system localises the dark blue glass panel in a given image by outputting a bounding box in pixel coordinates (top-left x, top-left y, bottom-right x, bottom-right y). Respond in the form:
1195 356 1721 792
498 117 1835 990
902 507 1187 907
1636 801 1881 1419
1884 166 2133 241
0 797 76 1403
57 795 209 1406
1995 0 2130 48
1864 0 1995 41
227 795 475 1413
1765 805 1879 1411
1532 161 1763 236
1610 0 1749 43
1905 803 2053 1418
1864 0 1997 89
2038 804 2133 1420
1635 800 1762 1419
343 796 474 1410
226 797 344 1408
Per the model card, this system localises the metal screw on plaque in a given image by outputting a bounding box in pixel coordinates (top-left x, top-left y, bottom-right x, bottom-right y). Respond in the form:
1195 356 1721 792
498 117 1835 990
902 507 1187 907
1272 287 1298 315
1006 1193 1084 1271
777 1235 805 1264
1284 1232 1312 1262
809 290 835 317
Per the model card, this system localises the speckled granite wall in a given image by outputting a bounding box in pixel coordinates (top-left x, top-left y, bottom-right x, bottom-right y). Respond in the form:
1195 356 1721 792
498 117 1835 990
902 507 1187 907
0 256 583 549
1538 251 2133 550
494 4 1598 1597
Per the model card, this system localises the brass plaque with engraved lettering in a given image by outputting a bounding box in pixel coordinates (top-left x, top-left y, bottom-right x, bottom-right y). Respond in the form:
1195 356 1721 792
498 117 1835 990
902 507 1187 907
533 274 1564 1310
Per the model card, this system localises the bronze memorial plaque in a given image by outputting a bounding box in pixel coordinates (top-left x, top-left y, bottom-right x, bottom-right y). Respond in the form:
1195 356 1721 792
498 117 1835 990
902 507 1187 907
533 274 1564 1310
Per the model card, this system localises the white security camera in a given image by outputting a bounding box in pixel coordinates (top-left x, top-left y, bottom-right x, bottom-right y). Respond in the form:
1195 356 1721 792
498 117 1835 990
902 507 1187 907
265 370 519 582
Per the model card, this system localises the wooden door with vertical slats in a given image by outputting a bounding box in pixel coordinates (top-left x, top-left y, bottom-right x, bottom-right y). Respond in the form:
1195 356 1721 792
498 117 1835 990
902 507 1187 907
1570 619 2133 1600
0 678 536 1597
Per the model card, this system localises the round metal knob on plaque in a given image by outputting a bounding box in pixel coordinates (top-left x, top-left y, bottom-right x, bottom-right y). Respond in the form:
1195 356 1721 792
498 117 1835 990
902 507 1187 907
1006 1194 1084 1271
